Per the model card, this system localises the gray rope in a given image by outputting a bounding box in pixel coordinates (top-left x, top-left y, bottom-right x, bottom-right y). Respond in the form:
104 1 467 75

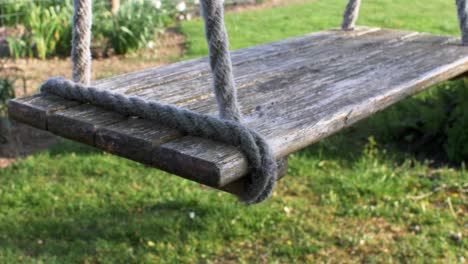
342 0 361 30
63 0 277 203
200 0 242 121
72 0 92 84
40 77 278 204
456 0 468 45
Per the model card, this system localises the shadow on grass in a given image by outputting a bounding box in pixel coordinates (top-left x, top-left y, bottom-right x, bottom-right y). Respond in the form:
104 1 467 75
47 138 102 157
0 200 217 259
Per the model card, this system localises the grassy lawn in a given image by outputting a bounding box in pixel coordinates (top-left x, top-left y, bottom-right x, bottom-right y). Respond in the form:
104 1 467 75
1 0 466 262
181 0 459 59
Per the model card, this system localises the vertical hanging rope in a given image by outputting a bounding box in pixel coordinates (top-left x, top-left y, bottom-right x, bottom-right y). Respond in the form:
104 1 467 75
200 0 242 121
342 0 361 30
72 0 93 84
456 0 468 45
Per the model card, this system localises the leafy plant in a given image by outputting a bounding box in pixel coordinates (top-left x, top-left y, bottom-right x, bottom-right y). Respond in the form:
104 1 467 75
361 79 468 163
444 80 468 162
0 0 55 26
6 36 28 59
5 2 73 59
4 0 171 58
100 1 169 55
0 62 26 143
26 3 73 59
0 64 25 115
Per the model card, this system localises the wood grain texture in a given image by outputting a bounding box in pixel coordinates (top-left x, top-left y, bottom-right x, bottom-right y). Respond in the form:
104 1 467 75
8 27 468 193
8 94 79 130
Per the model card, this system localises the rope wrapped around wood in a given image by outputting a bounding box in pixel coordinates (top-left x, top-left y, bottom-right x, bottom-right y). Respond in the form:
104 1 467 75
40 77 277 204
46 0 278 204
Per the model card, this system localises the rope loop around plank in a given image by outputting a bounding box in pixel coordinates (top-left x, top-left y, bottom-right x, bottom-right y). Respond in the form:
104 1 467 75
41 77 278 204
64 0 278 203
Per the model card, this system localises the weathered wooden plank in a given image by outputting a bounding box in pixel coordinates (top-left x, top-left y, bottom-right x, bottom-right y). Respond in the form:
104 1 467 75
152 137 248 187
8 94 80 130
95 118 181 164
173 30 425 114
92 27 379 94
122 28 405 104
8 28 468 194
47 104 126 145
153 31 458 184
35 28 393 187
254 36 468 156
95 28 411 186
95 28 382 105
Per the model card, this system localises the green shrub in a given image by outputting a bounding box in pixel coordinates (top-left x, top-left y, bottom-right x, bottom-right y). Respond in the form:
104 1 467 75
0 63 25 143
363 79 468 163
26 3 73 59
6 2 73 59
5 1 170 58
0 65 24 115
0 76 15 116
444 80 468 162
99 1 169 55
6 36 28 59
0 0 57 27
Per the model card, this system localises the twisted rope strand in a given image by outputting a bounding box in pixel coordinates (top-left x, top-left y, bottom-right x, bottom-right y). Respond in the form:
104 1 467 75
342 0 361 30
456 0 468 45
200 0 242 121
41 77 278 204
72 0 92 84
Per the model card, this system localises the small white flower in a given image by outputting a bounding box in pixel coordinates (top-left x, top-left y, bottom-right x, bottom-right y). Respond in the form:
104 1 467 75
153 0 162 9
189 211 196 219
176 1 187 12
283 206 292 215
146 41 155 49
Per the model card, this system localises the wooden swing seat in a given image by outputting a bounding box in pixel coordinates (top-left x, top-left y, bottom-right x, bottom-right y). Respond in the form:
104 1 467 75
8 27 468 194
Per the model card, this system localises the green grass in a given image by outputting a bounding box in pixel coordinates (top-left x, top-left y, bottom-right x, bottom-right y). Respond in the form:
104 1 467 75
1 0 467 262
180 0 459 59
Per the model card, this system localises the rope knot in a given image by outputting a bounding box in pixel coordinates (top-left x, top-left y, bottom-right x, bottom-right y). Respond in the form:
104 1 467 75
41 77 278 204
